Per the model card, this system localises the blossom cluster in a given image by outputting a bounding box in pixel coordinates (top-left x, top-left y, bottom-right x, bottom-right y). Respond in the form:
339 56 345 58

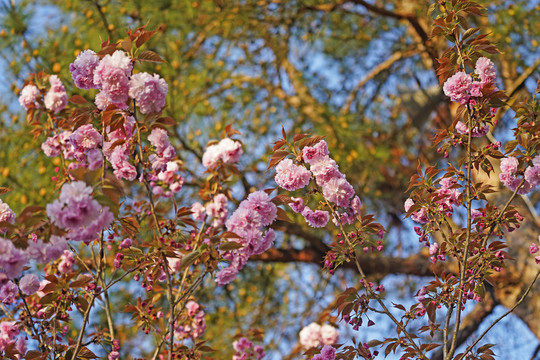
147 128 184 196
191 194 229 228
102 116 137 180
22 47 183 203
0 321 26 354
70 124 104 170
40 110 183 197
216 191 277 286
275 140 361 228
46 181 113 244
174 300 206 341
405 177 463 264
71 49 167 114
404 198 428 224
528 236 540 264
435 177 461 216
0 200 68 304
64 50 177 189
0 199 15 232
41 131 76 161
298 322 339 349
443 57 496 105
312 345 336 360
19 75 67 114
499 156 539 195
232 337 265 360
42 124 107 174
443 57 499 137
108 339 121 360
202 138 243 169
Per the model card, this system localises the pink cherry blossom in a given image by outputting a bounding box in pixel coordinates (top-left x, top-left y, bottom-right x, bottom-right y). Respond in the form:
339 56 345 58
275 158 311 191
205 194 229 227
240 191 277 227
322 177 355 208
18 84 40 109
93 50 133 105
301 208 330 228
202 138 243 168
443 71 472 104
0 199 15 231
128 72 168 114
302 140 329 164
475 57 496 84
19 273 40 295
44 75 67 113
289 197 305 213
299 322 322 349
320 324 339 345
0 281 18 303
46 181 114 244
70 124 102 151
0 237 27 278
70 49 100 89
191 202 206 221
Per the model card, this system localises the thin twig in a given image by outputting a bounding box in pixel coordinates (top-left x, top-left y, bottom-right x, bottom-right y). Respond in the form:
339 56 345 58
91 0 114 40
349 0 438 70
321 196 426 358
462 271 540 357
447 100 474 360
340 49 416 115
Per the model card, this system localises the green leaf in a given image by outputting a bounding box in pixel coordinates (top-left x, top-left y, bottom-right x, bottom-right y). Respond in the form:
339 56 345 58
179 250 201 270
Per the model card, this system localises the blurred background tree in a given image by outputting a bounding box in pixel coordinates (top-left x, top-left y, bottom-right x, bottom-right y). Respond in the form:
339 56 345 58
0 0 539 358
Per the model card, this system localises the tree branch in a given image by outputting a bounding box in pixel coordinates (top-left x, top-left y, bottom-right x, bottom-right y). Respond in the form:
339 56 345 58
250 246 451 278
340 49 417 115
90 0 114 40
349 0 439 71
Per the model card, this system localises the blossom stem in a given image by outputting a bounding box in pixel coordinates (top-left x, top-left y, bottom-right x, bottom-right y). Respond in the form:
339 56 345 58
447 99 474 360
71 233 105 360
321 197 426 358
133 113 176 360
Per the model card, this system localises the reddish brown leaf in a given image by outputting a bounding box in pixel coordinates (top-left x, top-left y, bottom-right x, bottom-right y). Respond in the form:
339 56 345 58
276 207 292 222
137 50 165 63
293 133 309 142
68 95 87 104
221 231 241 239
156 117 176 126
225 124 242 137
271 194 292 205
135 28 158 48
266 150 289 170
